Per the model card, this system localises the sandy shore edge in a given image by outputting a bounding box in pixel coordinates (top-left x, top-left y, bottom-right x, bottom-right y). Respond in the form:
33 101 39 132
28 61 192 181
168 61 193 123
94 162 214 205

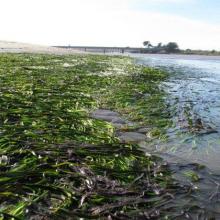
0 41 82 55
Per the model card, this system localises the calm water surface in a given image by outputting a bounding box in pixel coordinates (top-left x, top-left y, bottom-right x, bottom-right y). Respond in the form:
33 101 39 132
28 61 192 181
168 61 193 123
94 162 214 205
134 54 220 173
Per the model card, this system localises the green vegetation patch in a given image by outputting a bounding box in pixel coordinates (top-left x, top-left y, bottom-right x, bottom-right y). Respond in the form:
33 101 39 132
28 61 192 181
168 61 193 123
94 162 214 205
0 53 186 219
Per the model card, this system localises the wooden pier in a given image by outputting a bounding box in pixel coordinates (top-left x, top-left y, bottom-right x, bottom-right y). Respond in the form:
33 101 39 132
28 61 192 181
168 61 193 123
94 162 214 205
54 46 144 54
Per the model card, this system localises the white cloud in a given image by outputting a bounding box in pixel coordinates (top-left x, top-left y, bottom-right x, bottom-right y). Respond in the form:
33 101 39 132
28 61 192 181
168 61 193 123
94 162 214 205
0 0 219 50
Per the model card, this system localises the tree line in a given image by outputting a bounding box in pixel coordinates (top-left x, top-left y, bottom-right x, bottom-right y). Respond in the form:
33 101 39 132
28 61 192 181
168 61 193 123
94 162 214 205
143 41 180 53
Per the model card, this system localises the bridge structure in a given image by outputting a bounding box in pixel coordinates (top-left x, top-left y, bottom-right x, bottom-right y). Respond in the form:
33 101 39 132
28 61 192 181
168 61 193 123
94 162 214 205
54 46 145 54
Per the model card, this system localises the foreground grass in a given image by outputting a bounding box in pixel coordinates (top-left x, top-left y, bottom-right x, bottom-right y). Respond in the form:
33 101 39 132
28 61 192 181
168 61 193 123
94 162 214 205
0 53 187 219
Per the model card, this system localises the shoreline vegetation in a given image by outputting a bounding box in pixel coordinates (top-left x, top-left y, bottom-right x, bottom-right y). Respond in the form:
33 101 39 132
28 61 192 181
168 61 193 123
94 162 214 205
0 53 216 219
142 41 220 56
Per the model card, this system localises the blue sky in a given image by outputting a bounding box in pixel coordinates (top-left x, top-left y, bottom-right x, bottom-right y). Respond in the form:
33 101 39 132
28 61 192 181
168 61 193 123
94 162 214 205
0 0 220 50
136 0 220 24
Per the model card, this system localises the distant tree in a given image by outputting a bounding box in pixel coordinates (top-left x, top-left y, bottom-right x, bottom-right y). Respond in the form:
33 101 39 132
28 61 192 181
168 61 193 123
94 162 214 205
143 41 150 48
148 43 153 48
165 42 179 53
142 41 181 54
157 42 162 48
185 49 192 54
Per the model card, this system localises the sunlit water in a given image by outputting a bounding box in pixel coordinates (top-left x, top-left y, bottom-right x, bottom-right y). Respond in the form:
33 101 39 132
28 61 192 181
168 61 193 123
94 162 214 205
133 54 220 173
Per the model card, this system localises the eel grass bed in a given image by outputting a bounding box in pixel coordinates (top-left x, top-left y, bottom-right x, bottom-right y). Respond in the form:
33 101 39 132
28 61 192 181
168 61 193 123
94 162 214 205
0 53 189 219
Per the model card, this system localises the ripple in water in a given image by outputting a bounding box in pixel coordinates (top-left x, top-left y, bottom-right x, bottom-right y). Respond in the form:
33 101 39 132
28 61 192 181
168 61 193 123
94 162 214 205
134 54 220 172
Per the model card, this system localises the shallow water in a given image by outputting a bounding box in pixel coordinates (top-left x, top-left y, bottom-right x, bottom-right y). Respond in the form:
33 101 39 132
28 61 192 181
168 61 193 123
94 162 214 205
133 54 220 173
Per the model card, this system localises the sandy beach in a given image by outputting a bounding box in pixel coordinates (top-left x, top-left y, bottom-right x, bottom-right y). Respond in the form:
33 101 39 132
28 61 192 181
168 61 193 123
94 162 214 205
0 41 81 54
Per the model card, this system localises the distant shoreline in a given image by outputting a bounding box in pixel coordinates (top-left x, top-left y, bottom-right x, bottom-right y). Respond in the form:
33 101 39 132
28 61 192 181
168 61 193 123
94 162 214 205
0 41 219 56
54 46 220 56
